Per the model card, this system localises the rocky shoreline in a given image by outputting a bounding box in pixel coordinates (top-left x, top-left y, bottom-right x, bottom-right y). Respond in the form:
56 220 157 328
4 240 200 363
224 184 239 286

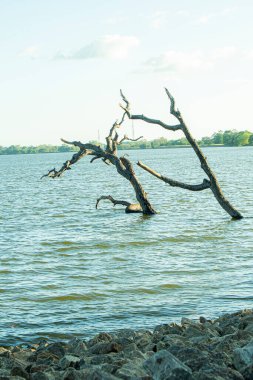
1 309 253 379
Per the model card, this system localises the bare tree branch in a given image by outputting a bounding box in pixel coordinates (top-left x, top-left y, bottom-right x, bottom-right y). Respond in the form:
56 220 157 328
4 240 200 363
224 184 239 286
120 91 182 131
138 161 211 191
90 156 102 164
41 149 88 178
105 113 128 154
96 195 131 209
164 88 181 119
118 135 143 145
120 89 243 219
119 89 130 117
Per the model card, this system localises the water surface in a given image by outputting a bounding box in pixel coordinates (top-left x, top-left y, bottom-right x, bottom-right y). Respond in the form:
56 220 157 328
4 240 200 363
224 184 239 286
0 147 252 345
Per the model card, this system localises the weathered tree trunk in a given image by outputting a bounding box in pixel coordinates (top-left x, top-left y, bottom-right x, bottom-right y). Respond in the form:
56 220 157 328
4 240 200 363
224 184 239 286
120 89 243 220
42 112 156 215
181 121 242 219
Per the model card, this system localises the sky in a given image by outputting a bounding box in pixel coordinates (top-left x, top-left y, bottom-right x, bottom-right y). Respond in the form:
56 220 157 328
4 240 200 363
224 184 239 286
1 0 253 146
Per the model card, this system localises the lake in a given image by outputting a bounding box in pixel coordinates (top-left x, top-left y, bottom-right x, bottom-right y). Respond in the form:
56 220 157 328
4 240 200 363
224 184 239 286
0 147 252 345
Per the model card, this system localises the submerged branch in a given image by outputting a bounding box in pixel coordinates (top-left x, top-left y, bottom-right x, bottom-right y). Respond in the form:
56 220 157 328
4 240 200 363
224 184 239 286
96 195 131 209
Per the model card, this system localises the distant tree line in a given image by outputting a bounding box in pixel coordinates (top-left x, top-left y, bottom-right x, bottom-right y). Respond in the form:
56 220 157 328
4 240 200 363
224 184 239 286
0 144 77 155
118 130 253 150
1 130 253 155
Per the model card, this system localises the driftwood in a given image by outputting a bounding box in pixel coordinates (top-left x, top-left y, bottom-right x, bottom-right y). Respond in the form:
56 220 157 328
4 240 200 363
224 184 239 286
42 113 156 215
120 89 243 220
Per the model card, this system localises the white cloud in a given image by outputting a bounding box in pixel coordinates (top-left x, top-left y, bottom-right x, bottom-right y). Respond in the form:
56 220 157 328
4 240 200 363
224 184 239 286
56 35 140 60
143 47 237 74
19 46 40 59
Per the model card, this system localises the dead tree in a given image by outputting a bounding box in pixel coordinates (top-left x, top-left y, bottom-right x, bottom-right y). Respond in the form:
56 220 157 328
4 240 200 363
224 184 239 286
41 112 156 215
120 89 243 220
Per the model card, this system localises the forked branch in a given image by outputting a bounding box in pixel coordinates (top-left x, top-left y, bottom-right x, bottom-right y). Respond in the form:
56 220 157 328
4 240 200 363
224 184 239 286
120 90 243 219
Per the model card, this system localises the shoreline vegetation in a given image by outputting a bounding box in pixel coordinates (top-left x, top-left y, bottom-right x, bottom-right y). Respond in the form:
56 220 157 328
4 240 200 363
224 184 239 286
1 129 253 155
1 309 253 379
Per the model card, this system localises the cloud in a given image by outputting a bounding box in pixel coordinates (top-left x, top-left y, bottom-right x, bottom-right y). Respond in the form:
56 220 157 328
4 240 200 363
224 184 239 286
19 46 40 59
143 47 237 74
56 35 140 60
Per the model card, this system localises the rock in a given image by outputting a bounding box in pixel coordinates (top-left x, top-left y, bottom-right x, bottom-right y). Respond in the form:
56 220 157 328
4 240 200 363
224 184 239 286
11 365 30 379
168 347 209 372
34 351 59 366
122 346 147 361
241 364 253 380
67 338 87 356
31 371 55 380
89 342 122 355
45 342 66 358
233 340 253 371
181 319 219 341
62 367 119 380
88 353 117 366
153 323 183 341
214 310 253 337
134 331 153 352
113 336 134 348
245 323 253 334
13 349 33 364
0 368 11 378
113 329 136 340
0 356 15 370
87 333 113 348
144 349 193 379
195 366 244 380
115 358 149 379
0 347 10 357
29 364 52 373
59 355 80 370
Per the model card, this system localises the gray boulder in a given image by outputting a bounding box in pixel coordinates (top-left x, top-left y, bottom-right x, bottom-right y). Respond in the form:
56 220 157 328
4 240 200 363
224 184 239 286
144 349 193 379
233 339 253 371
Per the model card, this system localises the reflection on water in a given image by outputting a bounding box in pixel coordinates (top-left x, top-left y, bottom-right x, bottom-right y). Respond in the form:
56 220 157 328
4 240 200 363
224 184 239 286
0 147 252 345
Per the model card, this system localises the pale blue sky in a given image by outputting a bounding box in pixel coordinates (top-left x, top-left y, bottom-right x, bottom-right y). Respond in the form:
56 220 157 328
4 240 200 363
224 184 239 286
1 0 253 145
